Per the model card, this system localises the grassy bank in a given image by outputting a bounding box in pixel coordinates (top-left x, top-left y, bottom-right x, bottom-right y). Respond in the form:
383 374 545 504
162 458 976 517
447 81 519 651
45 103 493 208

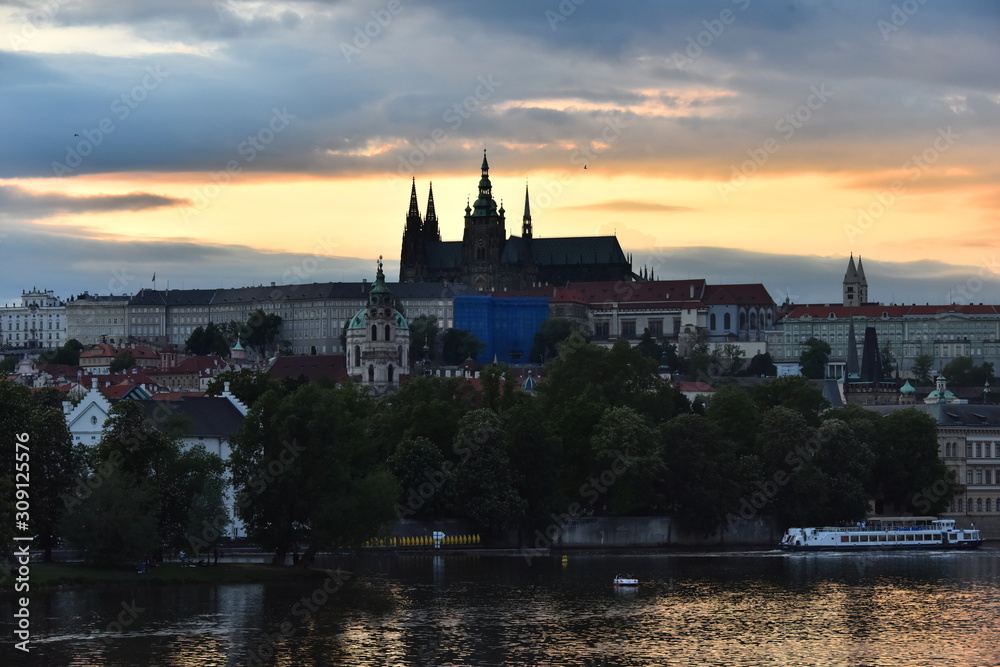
17 562 334 590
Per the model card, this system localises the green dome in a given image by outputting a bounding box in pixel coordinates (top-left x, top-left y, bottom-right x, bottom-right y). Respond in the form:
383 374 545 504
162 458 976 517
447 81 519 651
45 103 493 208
900 379 915 395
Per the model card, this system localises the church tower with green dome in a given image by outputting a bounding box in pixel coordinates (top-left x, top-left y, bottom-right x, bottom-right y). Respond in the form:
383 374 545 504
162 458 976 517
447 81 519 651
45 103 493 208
345 257 410 395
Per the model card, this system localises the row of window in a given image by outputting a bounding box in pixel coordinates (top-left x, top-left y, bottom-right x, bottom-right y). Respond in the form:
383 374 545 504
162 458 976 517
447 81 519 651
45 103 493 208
966 469 997 485
943 442 1000 458
950 498 1000 512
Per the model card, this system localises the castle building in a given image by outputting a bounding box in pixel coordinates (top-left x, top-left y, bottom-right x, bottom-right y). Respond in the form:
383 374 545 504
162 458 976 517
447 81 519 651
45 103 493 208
345 258 410 395
399 151 634 291
769 256 1000 378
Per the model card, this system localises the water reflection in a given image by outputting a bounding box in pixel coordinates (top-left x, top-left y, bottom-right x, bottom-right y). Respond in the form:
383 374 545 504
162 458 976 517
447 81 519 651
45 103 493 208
7 547 1000 666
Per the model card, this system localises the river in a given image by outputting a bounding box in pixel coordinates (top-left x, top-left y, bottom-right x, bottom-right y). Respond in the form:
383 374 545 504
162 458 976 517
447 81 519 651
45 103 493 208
8 547 1000 666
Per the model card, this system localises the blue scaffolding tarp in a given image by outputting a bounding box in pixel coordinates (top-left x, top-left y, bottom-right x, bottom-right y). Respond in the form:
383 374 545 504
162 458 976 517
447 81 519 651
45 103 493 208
454 295 550 364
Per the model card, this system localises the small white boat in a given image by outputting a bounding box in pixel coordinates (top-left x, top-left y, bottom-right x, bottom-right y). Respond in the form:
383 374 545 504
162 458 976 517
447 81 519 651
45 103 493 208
613 574 638 586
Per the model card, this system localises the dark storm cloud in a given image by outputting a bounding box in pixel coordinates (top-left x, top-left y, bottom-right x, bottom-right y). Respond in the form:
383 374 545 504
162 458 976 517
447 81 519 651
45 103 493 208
0 185 187 219
631 246 1000 307
1 0 998 181
0 225 387 306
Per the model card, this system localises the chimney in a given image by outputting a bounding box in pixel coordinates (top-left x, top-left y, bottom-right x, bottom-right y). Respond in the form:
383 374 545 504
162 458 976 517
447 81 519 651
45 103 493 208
690 284 694 299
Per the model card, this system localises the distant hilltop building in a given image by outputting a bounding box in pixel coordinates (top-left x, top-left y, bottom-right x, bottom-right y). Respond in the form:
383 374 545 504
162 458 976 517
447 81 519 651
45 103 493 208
399 151 634 291
770 256 1000 379
842 253 869 307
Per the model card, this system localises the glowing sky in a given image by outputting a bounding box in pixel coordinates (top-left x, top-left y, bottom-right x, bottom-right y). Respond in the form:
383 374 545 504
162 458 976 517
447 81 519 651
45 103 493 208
1 0 999 307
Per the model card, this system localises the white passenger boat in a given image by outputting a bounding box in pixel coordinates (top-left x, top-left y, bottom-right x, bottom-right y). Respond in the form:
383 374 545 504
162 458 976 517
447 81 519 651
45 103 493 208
779 516 983 552
613 574 639 586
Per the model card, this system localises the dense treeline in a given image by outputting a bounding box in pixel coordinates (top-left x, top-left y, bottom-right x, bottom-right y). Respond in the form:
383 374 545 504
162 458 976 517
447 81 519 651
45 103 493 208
227 335 952 562
0 334 953 567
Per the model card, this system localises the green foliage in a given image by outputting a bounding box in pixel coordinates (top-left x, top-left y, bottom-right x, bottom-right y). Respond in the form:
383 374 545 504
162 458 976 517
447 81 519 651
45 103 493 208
911 354 934 385
634 328 662 363
441 328 485 365
389 436 452 520
661 414 744 534
875 409 953 515
715 344 746 376
799 337 831 379
0 382 86 561
941 356 995 387
59 473 160 565
686 343 712 380
229 382 399 563
450 409 525 535
707 382 759 456
39 339 84 366
589 406 664 515
408 314 440 366
205 368 281 408
880 341 896 377
752 375 829 426
531 318 580 363
0 355 16 373
185 321 230 357
746 352 777 377
109 350 136 373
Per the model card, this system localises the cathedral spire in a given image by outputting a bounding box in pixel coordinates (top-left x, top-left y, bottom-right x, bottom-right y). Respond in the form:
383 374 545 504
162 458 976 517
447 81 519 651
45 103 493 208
406 177 422 231
522 182 533 239
424 182 440 240
472 149 497 216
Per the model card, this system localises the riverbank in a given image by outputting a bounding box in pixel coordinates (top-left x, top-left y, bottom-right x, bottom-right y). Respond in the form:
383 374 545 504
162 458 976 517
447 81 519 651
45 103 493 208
14 562 334 591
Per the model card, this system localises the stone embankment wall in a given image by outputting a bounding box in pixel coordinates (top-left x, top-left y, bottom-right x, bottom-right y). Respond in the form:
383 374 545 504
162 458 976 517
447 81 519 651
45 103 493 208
553 516 780 548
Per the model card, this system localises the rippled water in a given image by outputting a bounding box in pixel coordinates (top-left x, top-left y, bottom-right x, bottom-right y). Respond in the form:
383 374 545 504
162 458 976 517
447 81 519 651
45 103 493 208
9 548 1000 666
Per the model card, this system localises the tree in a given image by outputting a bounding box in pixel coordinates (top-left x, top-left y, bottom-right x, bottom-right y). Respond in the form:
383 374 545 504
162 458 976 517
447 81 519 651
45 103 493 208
450 409 525 535
752 375 829 426
389 436 453 520
707 382 759 456
799 337 830 379
408 314 440 367
109 351 136 373
205 368 281 408
530 318 580 363
911 354 934 385
590 406 664 515
875 409 953 515
880 341 896 377
0 356 17 374
185 321 230 357
39 339 84 366
59 472 160 565
746 351 777 377
942 356 995 387
245 309 283 358
441 328 485 365
661 414 744 534
634 328 662 362
0 382 86 562
229 382 399 564
715 344 746 376
686 343 712 380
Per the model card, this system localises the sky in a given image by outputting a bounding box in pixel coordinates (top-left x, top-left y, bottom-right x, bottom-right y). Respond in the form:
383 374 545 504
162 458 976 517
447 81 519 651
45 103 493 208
1 0 999 309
